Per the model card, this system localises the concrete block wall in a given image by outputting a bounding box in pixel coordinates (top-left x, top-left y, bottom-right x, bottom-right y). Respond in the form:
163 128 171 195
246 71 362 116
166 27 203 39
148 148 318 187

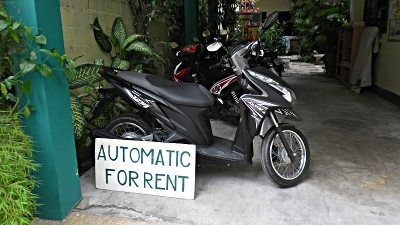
59 0 134 66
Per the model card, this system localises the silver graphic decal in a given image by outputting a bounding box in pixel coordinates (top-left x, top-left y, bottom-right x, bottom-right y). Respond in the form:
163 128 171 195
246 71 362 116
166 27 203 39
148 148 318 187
241 96 277 128
125 88 151 108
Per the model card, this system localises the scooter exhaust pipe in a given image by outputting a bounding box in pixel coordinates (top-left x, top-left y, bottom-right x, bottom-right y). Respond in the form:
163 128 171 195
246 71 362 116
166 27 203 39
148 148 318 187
90 129 122 139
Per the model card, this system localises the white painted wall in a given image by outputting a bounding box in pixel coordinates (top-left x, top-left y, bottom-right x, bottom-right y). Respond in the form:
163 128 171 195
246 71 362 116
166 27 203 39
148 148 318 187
350 0 400 96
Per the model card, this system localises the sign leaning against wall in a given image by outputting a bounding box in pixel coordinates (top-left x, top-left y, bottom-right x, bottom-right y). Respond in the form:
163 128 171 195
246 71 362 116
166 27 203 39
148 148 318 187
95 138 196 200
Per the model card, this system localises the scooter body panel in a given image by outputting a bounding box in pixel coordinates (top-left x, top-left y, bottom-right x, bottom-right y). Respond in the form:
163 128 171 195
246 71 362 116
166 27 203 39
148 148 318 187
99 69 215 146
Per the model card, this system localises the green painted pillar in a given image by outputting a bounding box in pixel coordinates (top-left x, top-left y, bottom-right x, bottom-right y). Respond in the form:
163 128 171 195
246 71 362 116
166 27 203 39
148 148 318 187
184 0 198 44
5 0 82 221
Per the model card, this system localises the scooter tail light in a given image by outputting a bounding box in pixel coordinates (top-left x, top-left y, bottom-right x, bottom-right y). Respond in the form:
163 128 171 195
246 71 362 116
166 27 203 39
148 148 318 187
182 44 197 53
174 67 191 81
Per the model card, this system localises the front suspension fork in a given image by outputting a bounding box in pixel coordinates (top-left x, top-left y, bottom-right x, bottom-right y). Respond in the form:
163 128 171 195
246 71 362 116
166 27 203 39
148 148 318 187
269 112 295 163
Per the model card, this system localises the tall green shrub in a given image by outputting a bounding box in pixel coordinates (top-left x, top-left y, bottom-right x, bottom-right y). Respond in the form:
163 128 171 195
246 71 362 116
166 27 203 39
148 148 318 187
0 110 40 225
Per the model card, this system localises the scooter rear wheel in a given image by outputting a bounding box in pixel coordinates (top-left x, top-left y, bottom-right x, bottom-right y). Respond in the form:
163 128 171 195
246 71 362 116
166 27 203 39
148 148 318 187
104 114 152 140
261 124 310 187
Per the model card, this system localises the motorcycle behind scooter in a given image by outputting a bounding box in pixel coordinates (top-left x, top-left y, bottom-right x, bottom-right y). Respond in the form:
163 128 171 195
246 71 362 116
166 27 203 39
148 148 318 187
90 11 310 187
173 12 285 117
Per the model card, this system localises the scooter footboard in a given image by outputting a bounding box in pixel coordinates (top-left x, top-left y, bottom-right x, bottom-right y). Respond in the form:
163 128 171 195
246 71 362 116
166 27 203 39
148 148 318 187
197 136 246 164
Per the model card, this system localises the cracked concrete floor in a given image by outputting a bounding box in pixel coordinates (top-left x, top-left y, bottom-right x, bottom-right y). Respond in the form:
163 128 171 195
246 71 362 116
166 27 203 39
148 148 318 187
33 212 181 225
34 75 400 225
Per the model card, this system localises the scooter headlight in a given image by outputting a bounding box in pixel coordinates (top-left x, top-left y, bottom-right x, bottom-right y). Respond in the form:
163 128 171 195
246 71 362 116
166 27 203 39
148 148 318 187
248 70 297 105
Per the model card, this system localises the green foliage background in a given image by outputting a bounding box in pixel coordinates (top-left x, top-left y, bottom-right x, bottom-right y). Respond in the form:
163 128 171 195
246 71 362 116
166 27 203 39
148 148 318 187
260 20 288 55
290 0 348 61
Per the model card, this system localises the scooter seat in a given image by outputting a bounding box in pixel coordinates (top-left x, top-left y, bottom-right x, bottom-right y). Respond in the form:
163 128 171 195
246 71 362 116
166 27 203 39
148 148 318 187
117 71 215 107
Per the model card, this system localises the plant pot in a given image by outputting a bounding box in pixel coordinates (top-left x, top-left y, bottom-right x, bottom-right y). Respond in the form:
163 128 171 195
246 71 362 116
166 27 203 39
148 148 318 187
313 54 325 65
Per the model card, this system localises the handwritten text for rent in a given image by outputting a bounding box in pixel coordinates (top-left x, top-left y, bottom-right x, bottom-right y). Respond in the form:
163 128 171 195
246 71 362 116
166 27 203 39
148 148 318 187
95 138 196 199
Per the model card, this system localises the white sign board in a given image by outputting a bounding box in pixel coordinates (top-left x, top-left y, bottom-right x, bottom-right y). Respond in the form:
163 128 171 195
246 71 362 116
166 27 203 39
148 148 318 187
95 138 196 199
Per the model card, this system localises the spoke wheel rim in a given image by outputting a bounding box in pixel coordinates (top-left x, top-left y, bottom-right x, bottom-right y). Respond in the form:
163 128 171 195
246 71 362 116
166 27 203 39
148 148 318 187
109 122 147 139
269 130 307 180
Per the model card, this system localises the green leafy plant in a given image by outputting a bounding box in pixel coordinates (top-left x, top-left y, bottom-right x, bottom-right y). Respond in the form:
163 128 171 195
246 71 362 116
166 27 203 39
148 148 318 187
159 0 185 44
91 17 162 71
0 3 76 117
128 0 160 36
68 16 167 143
128 0 184 39
314 2 348 54
0 110 40 225
290 0 348 62
260 20 288 55
68 64 103 140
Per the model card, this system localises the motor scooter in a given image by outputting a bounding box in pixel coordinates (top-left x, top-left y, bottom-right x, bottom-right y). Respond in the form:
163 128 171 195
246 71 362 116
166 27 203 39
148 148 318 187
90 11 310 187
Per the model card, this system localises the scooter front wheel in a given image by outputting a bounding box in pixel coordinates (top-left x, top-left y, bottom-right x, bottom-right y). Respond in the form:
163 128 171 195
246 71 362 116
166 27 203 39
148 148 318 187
261 124 310 187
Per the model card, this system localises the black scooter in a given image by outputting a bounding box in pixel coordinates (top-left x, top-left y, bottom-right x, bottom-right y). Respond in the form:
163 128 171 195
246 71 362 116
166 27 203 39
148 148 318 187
90 12 310 187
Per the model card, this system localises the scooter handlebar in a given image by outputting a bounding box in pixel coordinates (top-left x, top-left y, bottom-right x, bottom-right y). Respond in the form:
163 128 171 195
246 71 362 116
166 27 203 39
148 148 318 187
209 55 229 70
